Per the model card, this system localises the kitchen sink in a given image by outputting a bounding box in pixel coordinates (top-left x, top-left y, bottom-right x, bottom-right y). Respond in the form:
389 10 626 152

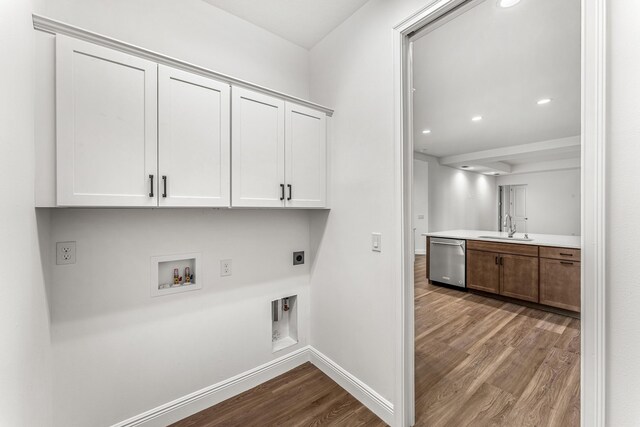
477 235 534 242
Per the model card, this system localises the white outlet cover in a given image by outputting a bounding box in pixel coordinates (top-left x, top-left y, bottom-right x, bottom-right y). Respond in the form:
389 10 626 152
220 259 232 277
56 241 76 265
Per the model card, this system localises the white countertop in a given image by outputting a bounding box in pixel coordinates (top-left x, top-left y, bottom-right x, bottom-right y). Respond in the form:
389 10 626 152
422 230 581 249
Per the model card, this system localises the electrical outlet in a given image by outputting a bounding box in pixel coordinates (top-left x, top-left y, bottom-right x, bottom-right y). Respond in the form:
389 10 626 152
220 259 232 277
293 251 304 265
56 241 76 265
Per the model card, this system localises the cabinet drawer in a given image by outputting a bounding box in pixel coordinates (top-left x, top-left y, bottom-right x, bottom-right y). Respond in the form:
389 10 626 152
467 240 538 257
539 246 581 261
540 258 581 312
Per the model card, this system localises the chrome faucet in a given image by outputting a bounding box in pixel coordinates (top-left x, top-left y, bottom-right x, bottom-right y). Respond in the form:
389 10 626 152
503 214 517 238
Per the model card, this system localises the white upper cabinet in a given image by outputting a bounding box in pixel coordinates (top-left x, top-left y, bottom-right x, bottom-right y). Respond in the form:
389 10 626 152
231 87 286 207
285 102 327 208
43 28 330 209
231 87 327 208
158 66 230 207
56 35 158 207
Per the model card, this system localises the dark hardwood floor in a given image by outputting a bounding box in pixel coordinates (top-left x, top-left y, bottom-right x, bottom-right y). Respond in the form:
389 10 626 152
414 255 580 426
174 255 579 426
169 362 385 427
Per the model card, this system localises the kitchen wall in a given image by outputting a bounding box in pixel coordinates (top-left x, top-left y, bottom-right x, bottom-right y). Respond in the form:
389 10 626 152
413 159 429 254
607 1 640 425
36 1 314 425
416 153 498 235
0 0 52 426
497 169 581 236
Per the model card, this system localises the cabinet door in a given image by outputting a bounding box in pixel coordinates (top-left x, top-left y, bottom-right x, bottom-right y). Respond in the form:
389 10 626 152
231 87 285 207
500 254 539 302
158 66 230 207
285 102 326 207
56 35 158 206
467 250 500 294
540 258 581 312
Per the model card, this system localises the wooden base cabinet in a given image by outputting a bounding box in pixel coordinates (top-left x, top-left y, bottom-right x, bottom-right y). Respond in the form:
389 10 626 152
466 240 539 303
500 254 539 302
431 238 581 312
467 250 500 294
540 258 581 312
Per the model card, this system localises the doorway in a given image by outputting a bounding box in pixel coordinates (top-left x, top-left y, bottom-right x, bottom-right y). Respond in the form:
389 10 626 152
395 0 607 425
499 184 528 233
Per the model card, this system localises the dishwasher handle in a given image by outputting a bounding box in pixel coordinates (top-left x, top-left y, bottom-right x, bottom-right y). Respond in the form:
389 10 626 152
431 241 465 247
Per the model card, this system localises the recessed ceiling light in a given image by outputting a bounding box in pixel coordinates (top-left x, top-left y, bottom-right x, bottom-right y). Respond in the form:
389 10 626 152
461 165 470 169
472 116 483 122
422 129 431 134
493 172 500 176
537 98 552 105
498 0 521 7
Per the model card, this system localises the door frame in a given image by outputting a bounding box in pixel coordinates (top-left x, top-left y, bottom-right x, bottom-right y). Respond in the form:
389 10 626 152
392 1 607 426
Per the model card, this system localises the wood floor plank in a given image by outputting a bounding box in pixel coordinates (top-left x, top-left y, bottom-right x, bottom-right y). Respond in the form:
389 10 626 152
554 318 581 354
446 382 516 427
503 347 580 426
415 338 469 393
486 327 562 397
416 342 514 426
169 362 385 427
535 312 573 334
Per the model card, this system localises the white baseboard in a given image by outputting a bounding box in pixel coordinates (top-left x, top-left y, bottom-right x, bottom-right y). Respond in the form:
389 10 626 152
309 347 394 425
415 249 426 255
111 346 311 427
111 345 393 427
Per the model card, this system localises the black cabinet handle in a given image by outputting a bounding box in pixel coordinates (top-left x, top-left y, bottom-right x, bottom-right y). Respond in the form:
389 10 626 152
495 256 498 265
560 261 574 265
149 174 154 197
500 256 503 266
559 253 573 257
162 175 167 198
280 184 285 201
287 184 292 201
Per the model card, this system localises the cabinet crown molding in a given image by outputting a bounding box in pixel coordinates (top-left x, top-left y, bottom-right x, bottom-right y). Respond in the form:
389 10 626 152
32 14 334 118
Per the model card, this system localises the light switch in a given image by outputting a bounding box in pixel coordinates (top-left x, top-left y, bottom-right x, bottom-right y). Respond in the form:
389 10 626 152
372 233 382 252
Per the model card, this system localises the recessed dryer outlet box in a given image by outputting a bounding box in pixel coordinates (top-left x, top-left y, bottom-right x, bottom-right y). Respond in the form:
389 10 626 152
293 251 304 265
150 252 202 297
271 295 298 353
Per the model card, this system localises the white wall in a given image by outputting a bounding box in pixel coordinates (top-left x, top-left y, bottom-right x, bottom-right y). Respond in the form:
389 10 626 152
497 169 581 236
37 1 314 425
39 0 310 99
308 0 477 405
413 154 497 254
49 209 310 427
0 0 52 425
413 159 429 254
607 1 640 425
416 153 498 234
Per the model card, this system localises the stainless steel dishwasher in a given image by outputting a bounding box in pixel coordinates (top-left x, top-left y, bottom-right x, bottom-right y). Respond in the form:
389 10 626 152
429 237 466 288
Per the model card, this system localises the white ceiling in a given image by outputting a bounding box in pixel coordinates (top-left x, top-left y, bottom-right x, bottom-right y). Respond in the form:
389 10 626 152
202 0 369 49
412 0 581 161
